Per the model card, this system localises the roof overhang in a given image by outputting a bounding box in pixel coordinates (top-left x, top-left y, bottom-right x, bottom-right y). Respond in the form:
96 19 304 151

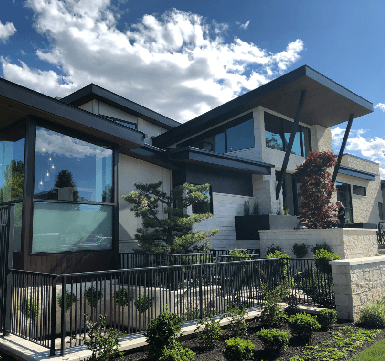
61 84 180 130
168 147 273 175
153 65 374 148
0 78 145 152
338 165 376 181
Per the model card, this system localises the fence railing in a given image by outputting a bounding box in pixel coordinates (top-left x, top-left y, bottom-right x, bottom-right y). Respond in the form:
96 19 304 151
8 257 334 355
378 221 385 246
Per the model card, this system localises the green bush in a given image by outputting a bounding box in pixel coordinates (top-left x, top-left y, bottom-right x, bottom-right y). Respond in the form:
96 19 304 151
134 294 153 313
223 337 255 361
318 309 337 330
145 306 185 360
229 248 251 261
292 243 309 258
159 341 196 361
266 244 282 255
114 288 133 307
288 312 321 340
260 281 288 327
359 298 385 328
85 286 102 308
311 242 332 254
57 290 78 313
195 316 224 348
256 328 290 353
313 249 341 274
18 298 39 320
226 303 248 336
266 250 294 290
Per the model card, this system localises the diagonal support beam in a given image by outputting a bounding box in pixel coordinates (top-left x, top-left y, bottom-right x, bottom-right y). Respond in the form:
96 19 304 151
331 113 354 184
276 90 307 200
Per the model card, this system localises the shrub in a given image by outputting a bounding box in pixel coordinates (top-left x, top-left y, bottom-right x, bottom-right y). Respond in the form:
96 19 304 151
145 306 185 360
85 286 102 308
318 309 337 330
134 294 153 313
292 243 309 258
229 248 251 261
359 298 385 328
313 249 341 274
260 281 288 327
57 290 78 313
288 312 321 341
159 341 196 361
114 288 133 307
18 298 39 320
266 250 293 289
266 244 282 255
256 328 290 353
226 303 248 336
252 202 259 215
223 337 255 361
195 316 224 348
243 201 250 216
311 242 332 254
83 314 126 361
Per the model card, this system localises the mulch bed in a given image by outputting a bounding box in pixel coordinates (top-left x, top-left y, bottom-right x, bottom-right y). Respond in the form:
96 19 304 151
123 318 385 361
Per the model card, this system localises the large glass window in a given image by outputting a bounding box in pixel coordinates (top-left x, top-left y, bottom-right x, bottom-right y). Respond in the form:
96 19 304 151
32 203 112 253
34 127 113 202
33 126 113 253
264 112 311 157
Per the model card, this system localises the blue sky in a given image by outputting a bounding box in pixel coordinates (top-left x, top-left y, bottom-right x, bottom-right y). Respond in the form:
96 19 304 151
1 0 385 177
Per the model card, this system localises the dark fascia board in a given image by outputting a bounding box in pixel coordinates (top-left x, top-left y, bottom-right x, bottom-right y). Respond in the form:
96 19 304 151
127 144 175 169
61 84 180 130
0 77 145 149
153 65 374 148
168 147 273 175
338 165 376 181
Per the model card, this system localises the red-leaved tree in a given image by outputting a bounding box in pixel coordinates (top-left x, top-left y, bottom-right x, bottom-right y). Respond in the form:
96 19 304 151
294 151 339 229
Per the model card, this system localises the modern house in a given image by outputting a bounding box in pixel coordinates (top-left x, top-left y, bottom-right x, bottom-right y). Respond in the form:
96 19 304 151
0 65 381 274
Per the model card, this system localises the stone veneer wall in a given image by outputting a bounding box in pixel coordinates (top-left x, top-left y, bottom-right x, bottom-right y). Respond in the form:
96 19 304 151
330 256 385 321
258 228 378 259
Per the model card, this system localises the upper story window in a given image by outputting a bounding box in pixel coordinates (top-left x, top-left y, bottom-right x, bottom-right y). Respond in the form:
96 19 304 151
192 114 254 154
264 112 311 157
353 185 366 196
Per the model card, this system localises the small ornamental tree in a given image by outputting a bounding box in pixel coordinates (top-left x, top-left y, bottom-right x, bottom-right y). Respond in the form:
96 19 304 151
122 182 219 254
294 151 339 229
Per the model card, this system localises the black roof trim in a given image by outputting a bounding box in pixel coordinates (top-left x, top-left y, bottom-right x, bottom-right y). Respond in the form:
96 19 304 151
0 77 145 149
338 165 376 181
61 84 180 129
168 147 273 175
153 65 374 148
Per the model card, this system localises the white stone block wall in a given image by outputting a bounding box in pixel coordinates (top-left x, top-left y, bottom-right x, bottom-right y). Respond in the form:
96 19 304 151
331 256 385 321
259 229 378 259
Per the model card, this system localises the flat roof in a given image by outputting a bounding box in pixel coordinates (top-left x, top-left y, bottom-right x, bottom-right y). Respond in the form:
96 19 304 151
168 147 273 175
61 84 180 130
338 165 376 181
0 78 145 152
153 65 374 148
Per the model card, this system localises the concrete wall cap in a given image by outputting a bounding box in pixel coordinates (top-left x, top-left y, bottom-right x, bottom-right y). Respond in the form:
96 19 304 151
330 255 385 266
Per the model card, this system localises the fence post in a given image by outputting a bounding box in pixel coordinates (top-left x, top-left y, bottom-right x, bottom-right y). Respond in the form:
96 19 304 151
50 276 57 356
60 276 66 356
199 264 203 319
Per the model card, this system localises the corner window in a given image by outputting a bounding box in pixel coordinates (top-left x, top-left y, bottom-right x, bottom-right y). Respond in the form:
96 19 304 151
353 185 366 196
264 112 310 157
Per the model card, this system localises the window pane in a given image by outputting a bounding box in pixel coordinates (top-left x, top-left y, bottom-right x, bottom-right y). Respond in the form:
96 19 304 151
32 202 112 253
214 132 226 153
34 127 113 202
192 188 212 214
379 202 384 220
226 118 254 153
302 127 311 156
0 126 25 203
353 185 366 196
282 120 301 156
13 203 22 252
264 113 284 151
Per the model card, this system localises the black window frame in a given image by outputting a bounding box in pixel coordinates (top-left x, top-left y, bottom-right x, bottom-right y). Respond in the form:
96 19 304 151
353 185 366 196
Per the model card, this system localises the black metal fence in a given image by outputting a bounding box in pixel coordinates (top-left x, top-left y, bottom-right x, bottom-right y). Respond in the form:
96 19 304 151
7 257 334 355
378 221 385 246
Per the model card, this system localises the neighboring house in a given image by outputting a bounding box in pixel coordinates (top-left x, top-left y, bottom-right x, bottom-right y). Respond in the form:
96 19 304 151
0 65 380 274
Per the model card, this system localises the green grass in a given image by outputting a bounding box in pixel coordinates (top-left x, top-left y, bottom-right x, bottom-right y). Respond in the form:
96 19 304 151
350 337 385 360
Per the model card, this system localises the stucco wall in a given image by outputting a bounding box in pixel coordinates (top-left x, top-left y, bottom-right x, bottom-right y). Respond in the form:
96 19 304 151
337 154 382 224
331 256 385 321
259 228 378 259
118 154 172 252
310 124 333 152
193 192 256 250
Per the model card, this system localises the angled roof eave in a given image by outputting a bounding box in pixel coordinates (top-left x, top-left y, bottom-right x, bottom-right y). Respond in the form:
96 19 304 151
61 84 180 130
337 165 376 181
153 65 374 149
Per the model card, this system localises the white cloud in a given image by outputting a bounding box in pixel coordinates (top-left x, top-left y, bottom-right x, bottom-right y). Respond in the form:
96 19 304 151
332 126 385 179
0 21 16 42
239 20 250 30
2 1 304 122
375 103 385 112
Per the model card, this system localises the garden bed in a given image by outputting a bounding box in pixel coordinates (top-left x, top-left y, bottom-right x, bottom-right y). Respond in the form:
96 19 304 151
123 317 385 361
